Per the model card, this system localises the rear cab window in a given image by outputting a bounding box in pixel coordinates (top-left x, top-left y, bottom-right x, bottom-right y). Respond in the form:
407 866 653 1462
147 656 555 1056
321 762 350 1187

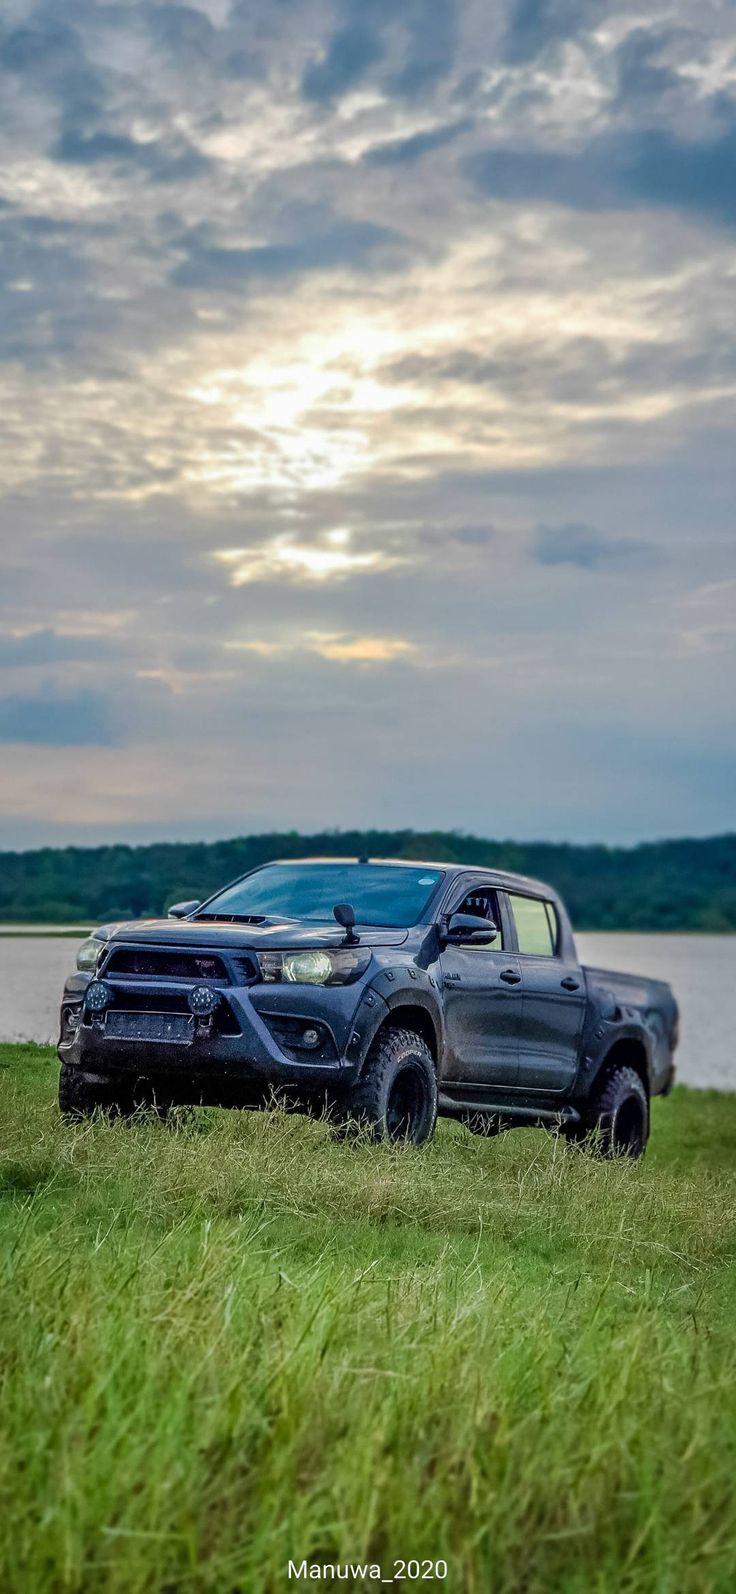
508 893 558 957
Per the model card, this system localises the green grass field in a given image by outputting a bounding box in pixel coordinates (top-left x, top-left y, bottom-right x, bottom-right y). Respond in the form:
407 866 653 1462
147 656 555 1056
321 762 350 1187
1 1045 735 1594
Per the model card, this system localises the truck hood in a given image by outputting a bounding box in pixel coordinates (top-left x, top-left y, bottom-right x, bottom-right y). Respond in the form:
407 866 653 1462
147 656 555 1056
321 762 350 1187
103 917 409 951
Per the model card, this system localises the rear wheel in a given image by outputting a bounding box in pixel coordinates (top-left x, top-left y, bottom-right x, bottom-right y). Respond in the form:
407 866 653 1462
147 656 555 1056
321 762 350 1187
586 1065 649 1159
341 1026 437 1145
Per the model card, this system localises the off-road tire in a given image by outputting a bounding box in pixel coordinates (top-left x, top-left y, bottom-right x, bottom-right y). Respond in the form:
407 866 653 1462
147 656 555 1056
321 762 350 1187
554 1118 586 1144
341 1026 438 1145
58 1062 130 1120
585 1064 649 1159
58 1065 172 1122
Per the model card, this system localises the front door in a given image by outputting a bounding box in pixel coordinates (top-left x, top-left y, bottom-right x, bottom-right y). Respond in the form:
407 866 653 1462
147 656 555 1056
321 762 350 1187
440 884 522 1088
507 892 585 1093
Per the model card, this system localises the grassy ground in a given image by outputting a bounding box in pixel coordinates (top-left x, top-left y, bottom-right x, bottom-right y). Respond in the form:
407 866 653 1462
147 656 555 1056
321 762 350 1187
1 1046 735 1594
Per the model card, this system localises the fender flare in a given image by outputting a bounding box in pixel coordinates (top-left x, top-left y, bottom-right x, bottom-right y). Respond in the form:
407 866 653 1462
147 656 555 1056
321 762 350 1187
581 1023 654 1098
346 969 444 1077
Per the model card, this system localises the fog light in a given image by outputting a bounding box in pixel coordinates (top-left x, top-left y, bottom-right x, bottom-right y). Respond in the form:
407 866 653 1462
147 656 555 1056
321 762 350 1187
302 1028 320 1048
188 984 220 1017
85 980 112 1014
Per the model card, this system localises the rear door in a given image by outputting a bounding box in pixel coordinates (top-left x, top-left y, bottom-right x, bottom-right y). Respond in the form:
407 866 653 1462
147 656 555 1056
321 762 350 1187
440 883 522 1088
506 893 585 1093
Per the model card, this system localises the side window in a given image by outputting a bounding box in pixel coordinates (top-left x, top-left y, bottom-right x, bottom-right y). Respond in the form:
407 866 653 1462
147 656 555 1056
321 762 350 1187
453 885 503 949
509 894 556 957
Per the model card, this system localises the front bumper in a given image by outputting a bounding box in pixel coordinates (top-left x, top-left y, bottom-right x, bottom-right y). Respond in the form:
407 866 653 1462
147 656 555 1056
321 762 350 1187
58 972 387 1097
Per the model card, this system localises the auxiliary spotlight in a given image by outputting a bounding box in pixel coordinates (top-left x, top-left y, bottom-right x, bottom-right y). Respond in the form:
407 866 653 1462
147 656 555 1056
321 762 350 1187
85 979 112 1015
188 984 220 1018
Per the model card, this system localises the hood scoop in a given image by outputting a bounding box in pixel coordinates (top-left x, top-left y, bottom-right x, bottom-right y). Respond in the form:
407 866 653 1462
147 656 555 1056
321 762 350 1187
195 913 271 925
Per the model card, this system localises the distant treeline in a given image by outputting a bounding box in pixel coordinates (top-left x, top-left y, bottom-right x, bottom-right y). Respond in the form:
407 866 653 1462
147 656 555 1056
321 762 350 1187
1 830 735 931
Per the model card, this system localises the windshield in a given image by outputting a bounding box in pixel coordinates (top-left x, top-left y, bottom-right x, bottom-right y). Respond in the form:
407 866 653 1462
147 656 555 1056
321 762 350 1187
197 863 445 928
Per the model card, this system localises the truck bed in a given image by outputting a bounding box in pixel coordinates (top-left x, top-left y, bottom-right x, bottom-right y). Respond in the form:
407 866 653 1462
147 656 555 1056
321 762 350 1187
583 964 678 1094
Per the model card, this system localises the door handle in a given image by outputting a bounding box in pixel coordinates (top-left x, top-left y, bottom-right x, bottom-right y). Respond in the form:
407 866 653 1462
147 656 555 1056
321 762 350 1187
499 968 522 985
560 976 580 991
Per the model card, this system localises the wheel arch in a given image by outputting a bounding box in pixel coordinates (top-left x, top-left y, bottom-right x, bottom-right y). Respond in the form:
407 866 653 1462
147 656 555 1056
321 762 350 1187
372 1000 441 1069
594 1035 651 1097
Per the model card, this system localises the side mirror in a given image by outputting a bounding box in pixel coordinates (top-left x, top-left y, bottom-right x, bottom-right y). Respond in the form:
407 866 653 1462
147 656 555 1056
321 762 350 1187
334 901 359 944
444 912 498 946
167 900 200 919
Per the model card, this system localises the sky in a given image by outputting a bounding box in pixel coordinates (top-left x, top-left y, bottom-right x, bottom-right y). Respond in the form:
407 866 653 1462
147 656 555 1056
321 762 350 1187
1 0 735 850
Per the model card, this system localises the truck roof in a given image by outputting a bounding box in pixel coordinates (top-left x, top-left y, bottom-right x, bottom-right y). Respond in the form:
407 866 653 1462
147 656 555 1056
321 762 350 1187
271 856 556 901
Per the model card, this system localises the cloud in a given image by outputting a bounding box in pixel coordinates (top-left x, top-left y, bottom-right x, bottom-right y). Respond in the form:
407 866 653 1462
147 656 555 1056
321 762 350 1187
450 526 494 546
0 0 734 844
620 122 736 230
1 18 79 74
389 0 458 98
383 330 736 416
465 142 616 213
677 580 736 656
227 633 417 663
54 126 212 184
145 5 217 58
0 211 110 364
362 118 473 167
531 524 657 570
466 115 736 231
215 531 404 585
309 633 416 662
171 207 409 290
0 629 121 666
613 27 686 114
301 0 457 103
503 0 601 64
302 21 385 103
0 14 102 109
0 690 114 746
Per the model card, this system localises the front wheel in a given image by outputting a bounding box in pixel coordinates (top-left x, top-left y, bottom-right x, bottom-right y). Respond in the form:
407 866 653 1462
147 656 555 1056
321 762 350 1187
586 1065 649 1159
342 1026 438 1145
58 1062 131 1120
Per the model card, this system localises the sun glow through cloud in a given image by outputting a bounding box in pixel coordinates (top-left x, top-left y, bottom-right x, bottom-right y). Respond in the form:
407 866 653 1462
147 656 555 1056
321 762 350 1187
226 633 417 663
215 532 403 585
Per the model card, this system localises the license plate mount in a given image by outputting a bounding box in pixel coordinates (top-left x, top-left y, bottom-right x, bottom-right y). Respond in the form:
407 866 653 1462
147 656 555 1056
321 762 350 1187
105 1011 195 1044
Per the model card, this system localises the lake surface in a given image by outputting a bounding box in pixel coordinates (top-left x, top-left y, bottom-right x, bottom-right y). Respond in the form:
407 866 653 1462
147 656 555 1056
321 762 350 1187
1 932 734 1091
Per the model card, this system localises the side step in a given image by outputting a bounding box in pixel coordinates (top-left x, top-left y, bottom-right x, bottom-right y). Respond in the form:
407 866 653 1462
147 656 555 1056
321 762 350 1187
438 1093 581 1126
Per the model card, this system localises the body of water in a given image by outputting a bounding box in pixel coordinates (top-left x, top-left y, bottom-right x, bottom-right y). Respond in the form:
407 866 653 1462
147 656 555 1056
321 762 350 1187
1 932 734 1091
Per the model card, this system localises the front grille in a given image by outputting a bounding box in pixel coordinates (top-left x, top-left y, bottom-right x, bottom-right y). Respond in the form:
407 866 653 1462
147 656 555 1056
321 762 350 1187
104 948 230 983
110 988 193 1013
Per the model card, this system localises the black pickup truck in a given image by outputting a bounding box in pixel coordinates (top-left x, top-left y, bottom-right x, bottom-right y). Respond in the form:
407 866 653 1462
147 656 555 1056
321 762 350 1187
58 857 678 1156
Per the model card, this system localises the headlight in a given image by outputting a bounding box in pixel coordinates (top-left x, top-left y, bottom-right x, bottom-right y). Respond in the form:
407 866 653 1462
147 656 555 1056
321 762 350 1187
77 937 105 973
257 949 371 985
283 951 333 984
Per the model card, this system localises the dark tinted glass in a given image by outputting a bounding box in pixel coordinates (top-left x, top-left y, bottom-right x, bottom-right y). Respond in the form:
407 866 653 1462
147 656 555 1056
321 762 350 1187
199 863 444 928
